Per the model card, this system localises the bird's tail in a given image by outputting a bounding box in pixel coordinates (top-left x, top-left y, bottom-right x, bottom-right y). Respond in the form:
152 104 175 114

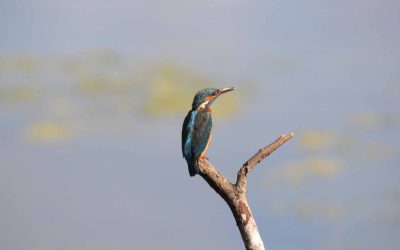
188 159 199 177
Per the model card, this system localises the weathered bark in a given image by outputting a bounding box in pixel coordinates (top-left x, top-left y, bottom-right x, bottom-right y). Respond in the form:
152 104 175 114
198 132 294 250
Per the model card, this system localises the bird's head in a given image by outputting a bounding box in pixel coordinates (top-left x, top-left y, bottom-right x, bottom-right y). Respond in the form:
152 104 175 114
191 87 235 110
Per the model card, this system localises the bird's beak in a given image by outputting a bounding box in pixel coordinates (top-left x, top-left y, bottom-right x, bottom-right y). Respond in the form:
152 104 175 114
218 87 235 95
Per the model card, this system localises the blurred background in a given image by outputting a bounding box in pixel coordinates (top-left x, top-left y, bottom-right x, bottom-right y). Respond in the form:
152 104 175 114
0 1 399 250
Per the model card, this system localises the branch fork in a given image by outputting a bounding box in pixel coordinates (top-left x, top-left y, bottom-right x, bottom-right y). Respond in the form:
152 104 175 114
197 132 294 250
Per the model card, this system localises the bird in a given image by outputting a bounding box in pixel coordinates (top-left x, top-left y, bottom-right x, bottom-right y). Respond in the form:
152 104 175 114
181 87 235 177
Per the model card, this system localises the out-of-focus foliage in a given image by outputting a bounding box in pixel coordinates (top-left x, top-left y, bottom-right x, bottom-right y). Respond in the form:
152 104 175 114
350 112 399 130
142 64 239 116
0 53 242 143
297 129 395 162
142 64 209 115
77 74 135 95
279 158 342 185
0 86 36 102
299 131 338 151
295 200 345 221
25 121 73 143
0 55 41 72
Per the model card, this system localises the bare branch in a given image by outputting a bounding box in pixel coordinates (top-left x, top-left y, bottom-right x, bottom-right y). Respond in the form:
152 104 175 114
236 132 294 194
195 132 294 250
198 158 235 202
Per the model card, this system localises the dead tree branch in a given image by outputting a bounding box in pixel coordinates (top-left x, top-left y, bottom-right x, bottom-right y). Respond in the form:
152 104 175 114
198 132 294 250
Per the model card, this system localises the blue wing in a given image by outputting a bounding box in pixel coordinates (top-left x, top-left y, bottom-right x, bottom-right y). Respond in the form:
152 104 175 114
182 110 198 176
182 110 196 158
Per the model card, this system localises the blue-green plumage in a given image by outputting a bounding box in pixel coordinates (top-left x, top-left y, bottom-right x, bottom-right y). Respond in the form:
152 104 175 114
182 109 212 176
182 87 235 177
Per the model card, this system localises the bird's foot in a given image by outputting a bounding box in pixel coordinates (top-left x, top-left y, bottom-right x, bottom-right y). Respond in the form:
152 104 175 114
201 156 209 160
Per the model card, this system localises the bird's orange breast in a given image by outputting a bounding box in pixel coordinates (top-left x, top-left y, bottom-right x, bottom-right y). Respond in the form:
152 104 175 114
199 129 212 158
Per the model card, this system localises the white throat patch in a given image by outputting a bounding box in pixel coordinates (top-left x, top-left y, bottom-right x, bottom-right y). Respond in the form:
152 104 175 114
198 101 209 110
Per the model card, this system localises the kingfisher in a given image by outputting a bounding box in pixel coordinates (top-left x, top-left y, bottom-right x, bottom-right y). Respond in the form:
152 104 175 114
181 87 235 177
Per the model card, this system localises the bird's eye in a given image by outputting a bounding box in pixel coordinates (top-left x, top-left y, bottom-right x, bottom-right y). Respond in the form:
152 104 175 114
212 91 218 96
